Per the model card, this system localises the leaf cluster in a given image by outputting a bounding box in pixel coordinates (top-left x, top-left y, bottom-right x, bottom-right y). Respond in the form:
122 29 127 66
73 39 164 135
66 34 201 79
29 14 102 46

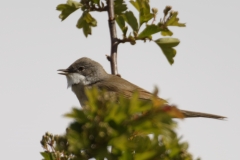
56 0 185 64
41 88 196 160
115 2 185 64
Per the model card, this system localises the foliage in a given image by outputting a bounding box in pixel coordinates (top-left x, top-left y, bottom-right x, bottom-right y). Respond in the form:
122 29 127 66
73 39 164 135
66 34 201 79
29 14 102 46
40 88 196 160
56 0 185 65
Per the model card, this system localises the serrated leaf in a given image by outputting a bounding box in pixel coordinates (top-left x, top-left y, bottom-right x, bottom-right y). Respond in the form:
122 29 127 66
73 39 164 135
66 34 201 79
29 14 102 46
166 12 186 27
76 11 97 37
123 11 138 31
140 8 153 26
138 24 161 39
154 38 180 65
56 0 82 21
130 0 150 11
130 0 153 26
114 0 127 15
85 12 97 26
83 22 92 37
139 1 152 26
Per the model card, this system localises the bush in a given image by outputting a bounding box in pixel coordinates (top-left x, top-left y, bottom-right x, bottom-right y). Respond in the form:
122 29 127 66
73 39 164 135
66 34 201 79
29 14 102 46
40 88 195 160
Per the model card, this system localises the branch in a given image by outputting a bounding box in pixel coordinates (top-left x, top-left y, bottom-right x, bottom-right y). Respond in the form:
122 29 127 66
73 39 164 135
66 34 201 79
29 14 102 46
107 0 119 75
118 37 151 44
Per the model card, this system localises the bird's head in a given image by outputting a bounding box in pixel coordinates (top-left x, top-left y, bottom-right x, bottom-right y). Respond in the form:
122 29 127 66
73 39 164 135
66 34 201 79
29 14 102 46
58 57 108 88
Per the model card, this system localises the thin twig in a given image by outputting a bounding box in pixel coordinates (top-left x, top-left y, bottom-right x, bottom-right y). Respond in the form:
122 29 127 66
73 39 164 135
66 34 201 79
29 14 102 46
118 37 151 44
107 0 119 75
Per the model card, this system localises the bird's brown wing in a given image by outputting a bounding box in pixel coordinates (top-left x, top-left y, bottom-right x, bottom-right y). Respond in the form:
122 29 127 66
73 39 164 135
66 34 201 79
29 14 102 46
92 75 165 102
91 75 226 119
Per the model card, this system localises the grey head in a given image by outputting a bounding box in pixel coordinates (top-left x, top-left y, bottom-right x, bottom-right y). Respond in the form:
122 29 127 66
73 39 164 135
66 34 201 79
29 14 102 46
58 57 109 88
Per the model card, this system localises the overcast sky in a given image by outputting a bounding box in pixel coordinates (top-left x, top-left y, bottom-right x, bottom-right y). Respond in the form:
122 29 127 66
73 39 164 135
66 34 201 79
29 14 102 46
1 0 239 159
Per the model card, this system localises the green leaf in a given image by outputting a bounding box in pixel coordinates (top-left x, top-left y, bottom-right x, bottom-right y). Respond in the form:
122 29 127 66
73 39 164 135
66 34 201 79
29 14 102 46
83 22 92 37
56 0 82 21
166 11 186 27
40 152 55 160
116 15 128 37
85 12 97 26
138 24 161 39
123 11 139 31
154 38 180 65
130 0 140 11
139 1 152 26
116 15 125 31
161 29 173 36
76 11 97 37
130 0 150 11
130 0 153 26
114 0 127 15
140 8 153 26
65 108 89 123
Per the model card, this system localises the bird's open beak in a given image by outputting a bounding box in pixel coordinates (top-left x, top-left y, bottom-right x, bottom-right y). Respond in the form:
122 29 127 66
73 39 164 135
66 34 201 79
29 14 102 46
57 69 69 75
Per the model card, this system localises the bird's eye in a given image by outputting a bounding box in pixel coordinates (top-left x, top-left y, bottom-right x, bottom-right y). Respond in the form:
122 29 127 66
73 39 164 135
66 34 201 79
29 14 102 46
78 66 84 71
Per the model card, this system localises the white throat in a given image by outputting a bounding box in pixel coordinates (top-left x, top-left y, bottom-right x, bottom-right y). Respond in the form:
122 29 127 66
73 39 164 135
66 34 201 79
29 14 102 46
66 73 90 88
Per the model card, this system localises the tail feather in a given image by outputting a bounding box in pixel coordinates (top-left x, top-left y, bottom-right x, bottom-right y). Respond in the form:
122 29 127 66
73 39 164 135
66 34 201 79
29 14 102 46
180 110 226 120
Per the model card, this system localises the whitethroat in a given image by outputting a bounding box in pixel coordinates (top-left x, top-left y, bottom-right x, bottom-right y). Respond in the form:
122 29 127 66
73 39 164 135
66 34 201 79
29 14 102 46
58 57 225 120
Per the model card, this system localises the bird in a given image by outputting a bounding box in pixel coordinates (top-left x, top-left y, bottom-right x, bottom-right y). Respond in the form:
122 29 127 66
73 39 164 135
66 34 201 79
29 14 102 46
58 57 225 120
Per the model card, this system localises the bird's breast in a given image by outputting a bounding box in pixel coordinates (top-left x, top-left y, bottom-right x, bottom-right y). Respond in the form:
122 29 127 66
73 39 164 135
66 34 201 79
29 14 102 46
71 83 89 107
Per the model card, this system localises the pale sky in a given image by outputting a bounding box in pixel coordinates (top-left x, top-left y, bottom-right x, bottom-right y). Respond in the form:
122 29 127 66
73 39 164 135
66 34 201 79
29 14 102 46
1 0 239 159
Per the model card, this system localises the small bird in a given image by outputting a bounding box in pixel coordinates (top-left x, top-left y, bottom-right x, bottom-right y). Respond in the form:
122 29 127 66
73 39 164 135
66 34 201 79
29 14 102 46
58 57 225 120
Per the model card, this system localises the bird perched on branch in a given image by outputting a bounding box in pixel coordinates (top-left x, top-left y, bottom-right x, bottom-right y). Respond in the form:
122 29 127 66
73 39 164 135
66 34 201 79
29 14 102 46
58 57 225 120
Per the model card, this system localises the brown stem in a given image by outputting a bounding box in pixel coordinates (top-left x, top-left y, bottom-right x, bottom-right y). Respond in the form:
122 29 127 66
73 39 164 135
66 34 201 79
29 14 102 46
107 0 119 75
118 37 151 44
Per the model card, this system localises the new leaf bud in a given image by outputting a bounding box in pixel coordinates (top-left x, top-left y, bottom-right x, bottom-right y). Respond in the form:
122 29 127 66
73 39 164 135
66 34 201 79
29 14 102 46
152 8 158 14
170 10 178 16
163 6 172 15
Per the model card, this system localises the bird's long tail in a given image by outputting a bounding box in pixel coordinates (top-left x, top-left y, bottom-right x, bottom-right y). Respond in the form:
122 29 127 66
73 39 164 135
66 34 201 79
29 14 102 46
180 110 226 120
